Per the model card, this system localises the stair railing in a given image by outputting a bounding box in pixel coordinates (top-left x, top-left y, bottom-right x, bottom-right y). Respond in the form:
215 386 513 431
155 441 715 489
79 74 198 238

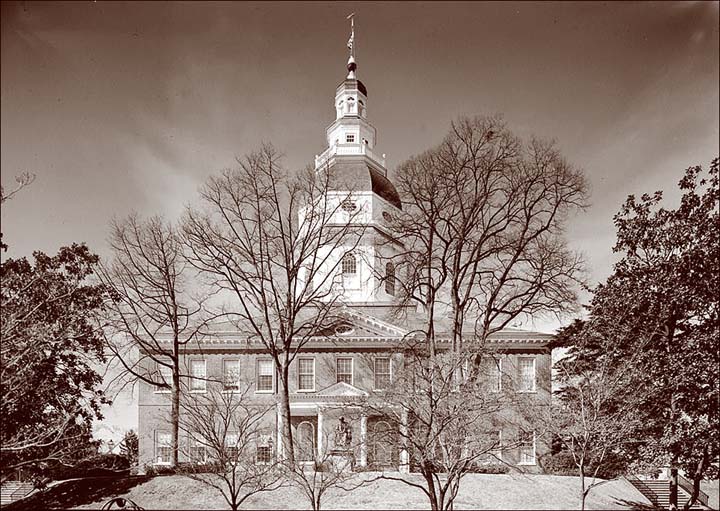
677 473 709 508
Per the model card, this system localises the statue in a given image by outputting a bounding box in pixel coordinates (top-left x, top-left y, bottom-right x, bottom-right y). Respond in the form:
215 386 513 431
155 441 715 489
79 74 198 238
334 416 352 450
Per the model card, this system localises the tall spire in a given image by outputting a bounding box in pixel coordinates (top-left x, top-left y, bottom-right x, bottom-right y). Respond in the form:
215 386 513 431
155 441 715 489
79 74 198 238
346 13 357 79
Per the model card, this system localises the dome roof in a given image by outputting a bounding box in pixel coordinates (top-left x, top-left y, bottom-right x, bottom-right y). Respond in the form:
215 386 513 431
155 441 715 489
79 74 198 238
325 158 401 210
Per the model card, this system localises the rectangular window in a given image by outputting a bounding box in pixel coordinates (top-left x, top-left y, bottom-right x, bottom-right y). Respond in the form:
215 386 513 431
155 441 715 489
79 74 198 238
223 360 241 391
225 432 239 461
256 359 274 392
190 360 206 392
298 358 315 391
517 357 536 392
518 430 536 465
476 430 502 464
336 357 353 385
155 363 172 393
256 434 273 464
484 356 502 392
346 133 355 143
189 436 207 464
155 431 172 464
374 357 391 390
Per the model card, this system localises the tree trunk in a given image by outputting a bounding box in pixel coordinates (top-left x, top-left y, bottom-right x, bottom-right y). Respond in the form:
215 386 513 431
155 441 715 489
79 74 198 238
171 358 180 467
683 445 708 511
278 366 295 464
669 466 678 511
580 466 586 511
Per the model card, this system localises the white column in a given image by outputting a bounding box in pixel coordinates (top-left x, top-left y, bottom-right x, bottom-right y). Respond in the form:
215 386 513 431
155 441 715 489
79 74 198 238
399 408 409 473
276 402 284 461
359 414 367 467
317 405 324 458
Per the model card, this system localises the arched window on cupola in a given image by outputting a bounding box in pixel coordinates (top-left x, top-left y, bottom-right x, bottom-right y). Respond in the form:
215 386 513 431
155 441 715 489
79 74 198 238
346 97 355 113
358 100 365 116
385 262 396 296
337 100 344 117
342 253 357 275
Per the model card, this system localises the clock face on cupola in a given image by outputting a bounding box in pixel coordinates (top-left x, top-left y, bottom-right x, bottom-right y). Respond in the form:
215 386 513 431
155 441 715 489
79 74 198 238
306 19 404 306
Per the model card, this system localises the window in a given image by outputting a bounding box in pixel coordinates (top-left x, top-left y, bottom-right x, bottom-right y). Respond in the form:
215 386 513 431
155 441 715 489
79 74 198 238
382 211 393 222
189 435 207 463
517 357 536 392
341 199 357 212
336 357 353 385
256 434 273 464
335 324 355 336
155 431 172 464
155 363 172 393
518 430 536 465
385 262 396 296
483 356 502 392
190 360 206 392
478 430 502 463
223 360 241 391
341 253 357 275
296 422 315 462
225 432 239 461
358 100 365 116
346 133 355 143
256 359 274 392
374 357 391 390
298 358 315 391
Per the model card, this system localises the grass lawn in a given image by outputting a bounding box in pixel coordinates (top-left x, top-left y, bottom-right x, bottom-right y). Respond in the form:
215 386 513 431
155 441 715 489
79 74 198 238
8 472 654 510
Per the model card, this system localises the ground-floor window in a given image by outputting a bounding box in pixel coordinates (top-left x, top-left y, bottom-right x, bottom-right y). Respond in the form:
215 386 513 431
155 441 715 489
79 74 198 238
256 434 274 464
518 430 536 465
155 431 172 464
189 436 207 464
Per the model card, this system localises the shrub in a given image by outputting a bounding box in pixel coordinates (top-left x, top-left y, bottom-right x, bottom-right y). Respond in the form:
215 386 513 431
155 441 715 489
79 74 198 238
468 463 510 474
539 451 627 479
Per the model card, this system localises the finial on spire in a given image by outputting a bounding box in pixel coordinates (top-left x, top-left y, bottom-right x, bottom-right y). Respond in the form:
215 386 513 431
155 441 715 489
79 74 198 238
346 13 356 79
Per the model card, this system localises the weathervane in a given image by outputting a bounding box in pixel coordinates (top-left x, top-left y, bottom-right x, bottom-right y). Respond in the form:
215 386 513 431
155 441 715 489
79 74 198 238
347 12 355 59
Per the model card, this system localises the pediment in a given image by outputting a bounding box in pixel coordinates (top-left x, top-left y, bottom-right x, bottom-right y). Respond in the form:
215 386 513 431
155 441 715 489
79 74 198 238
315 381 369 398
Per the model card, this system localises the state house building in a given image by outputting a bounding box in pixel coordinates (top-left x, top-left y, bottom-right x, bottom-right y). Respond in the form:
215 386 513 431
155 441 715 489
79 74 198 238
137 43 553 474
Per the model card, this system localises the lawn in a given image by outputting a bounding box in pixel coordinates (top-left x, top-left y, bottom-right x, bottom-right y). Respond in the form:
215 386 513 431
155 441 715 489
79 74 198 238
9 472 653 510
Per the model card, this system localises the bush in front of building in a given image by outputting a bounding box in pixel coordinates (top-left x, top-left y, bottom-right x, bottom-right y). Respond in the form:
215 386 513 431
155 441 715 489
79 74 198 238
539 451 626 480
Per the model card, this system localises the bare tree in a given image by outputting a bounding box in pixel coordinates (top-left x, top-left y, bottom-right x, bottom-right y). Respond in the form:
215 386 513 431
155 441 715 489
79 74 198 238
286 421 373 511
100 214 211 467
541 322 650 511
182 144 364 463
175 383 285 511
387 115 587 360
364 344 532 511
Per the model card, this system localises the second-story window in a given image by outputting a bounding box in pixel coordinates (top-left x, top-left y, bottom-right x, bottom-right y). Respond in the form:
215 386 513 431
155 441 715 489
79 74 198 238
517 357 536 392
256 359 274 392
190 360 206 392
385 262 396 296
341 253 357 275
298 358 315 391
483 356 502 392
155 362 172 393
336 357 353 385
189 435 207 464
223 360 241 391
374 357 391 390
346 133 355 143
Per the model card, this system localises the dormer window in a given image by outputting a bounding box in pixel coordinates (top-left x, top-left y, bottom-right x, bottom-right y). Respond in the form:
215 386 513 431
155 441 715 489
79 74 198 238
341 199 357 212
346 134 355 143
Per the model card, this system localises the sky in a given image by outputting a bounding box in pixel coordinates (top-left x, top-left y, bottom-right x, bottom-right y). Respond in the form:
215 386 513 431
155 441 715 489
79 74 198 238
2 1 719 440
